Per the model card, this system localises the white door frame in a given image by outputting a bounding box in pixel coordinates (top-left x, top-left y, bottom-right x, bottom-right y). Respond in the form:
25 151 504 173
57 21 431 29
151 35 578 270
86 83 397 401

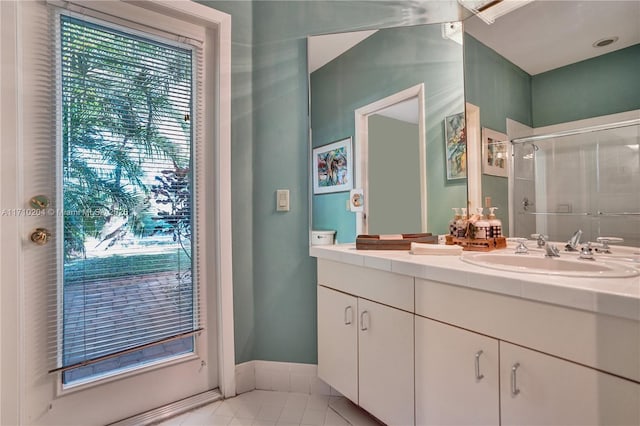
0 1 234 424
354 84 427 235
466 102 482 212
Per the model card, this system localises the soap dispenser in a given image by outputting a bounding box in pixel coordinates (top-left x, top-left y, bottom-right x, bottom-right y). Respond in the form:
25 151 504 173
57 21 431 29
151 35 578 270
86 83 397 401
450 208 460 236
458 208 468 237
488 207 502 238
474 208 490 239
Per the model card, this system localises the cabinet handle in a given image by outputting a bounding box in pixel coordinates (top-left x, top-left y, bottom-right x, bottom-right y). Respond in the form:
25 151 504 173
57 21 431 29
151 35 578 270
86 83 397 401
344 306 353 325
360 310 369 331
511 363 521 396
474 350 484 381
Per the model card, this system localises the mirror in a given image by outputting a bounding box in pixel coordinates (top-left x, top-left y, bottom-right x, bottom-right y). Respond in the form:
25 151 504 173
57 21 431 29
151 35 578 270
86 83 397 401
309 23 466 243
463 0 640 238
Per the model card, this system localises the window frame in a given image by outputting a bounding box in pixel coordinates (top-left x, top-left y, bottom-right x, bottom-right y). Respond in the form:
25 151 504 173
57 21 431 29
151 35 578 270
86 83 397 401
55 9 202 389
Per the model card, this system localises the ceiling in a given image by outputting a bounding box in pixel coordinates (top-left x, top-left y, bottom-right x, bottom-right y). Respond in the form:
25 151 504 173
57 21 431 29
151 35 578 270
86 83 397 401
464 0 640 75
375 98 420 124
308 30 377 73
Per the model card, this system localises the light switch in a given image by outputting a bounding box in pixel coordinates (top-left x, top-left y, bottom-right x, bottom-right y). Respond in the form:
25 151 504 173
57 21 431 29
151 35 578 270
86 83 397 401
276 189 290 212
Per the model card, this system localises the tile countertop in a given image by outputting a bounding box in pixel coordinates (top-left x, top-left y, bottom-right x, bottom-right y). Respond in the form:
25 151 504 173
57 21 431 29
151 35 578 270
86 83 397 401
310 244 640 322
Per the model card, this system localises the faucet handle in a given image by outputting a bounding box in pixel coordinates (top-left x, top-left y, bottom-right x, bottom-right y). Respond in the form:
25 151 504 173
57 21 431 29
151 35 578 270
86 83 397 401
595 237 624 254
514 238 529 255
545 243 560 257
531 233 548 248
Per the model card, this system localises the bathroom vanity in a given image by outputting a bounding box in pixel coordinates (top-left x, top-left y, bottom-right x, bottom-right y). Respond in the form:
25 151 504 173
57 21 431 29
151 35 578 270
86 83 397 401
311 245 640 425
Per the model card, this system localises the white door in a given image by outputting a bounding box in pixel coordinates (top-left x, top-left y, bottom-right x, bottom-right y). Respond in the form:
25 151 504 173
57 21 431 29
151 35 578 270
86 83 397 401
358 298 414 426
317 286 358 402
415 317 499 426
500 342 640 426
1 2 227 424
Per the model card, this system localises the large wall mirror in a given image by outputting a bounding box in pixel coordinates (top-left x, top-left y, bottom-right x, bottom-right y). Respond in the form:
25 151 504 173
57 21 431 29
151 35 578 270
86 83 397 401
464 0 640 243
308 22 467 243
308 1 639 246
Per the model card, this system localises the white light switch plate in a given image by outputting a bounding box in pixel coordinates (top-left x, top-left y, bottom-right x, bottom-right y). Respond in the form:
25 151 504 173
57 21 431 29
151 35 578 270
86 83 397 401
276 189 290 212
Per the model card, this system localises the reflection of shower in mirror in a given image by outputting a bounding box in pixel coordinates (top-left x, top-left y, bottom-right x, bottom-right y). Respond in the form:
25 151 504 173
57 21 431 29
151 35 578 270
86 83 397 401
511 116 640 247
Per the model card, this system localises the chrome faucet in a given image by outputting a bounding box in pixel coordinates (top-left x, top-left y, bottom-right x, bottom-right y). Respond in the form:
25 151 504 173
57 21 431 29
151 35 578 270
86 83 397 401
578 243 595 260
545 243 560 258
565 229 583 252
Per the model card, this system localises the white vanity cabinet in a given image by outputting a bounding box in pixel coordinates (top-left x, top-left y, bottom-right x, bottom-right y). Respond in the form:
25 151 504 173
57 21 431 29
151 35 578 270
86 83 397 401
415 316 500 425
317 285 358 402
316 256 640 426
358 298 414 426
316 259 415 426
500 342 640 426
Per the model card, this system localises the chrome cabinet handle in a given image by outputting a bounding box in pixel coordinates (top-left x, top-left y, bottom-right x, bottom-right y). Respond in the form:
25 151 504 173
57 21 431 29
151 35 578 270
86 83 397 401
511 363 521 396
360 310 369 331
344 306 353 325
475 350 484 381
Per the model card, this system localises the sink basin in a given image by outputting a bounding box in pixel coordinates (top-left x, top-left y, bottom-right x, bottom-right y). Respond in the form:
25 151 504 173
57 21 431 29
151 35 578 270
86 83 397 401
461 253 640 278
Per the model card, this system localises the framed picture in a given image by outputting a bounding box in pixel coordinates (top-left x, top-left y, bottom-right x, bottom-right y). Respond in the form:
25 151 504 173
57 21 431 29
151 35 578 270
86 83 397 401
482 128 509 177
312 137 353 194
444 112 466 180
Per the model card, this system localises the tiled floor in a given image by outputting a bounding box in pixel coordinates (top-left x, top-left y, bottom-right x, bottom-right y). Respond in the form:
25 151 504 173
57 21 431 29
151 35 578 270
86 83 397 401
156 390 381 426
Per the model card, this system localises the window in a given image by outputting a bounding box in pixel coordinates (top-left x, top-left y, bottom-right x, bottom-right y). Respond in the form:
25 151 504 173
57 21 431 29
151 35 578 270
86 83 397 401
55 13 201 385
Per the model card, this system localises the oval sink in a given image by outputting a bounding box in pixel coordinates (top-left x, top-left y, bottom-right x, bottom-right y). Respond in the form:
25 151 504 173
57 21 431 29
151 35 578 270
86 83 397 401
461 253 640 278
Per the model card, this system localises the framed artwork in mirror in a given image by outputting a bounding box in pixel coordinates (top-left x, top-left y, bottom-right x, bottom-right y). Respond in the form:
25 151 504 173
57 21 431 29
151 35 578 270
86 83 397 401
312 137 353 194
444 112 466 180
482 128 509 177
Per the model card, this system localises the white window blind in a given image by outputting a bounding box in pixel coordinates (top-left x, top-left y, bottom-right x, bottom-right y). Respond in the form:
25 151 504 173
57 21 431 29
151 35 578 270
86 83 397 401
52 13 203 384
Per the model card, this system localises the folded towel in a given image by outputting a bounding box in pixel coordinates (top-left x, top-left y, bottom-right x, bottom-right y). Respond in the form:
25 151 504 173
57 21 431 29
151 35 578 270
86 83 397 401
410 242 463 255
378 234 404 240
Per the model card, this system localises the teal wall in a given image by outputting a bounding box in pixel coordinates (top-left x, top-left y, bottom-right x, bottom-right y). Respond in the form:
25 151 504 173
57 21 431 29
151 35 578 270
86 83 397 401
463 34 532 235
368 115 421 234
311 24 466 241
206 0 639 366
532 44 640 127
208 0 466 364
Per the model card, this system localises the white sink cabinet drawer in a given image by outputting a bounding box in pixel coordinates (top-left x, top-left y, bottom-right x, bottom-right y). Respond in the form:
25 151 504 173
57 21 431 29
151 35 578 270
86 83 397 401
500 342 640 425
317 259 414 312
415 316 499 425
415 278 640 382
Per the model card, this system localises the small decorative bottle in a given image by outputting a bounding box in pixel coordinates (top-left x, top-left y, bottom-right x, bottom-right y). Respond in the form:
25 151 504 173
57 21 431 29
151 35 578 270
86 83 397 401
488 207 502 238
474 208 490 240
450 208 461 236
457 208 468 238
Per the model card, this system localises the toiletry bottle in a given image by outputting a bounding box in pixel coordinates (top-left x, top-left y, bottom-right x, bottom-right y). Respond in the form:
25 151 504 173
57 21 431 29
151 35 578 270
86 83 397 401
450 208 460 236
458 208 468 237
474 208 490 239
488 207 502 238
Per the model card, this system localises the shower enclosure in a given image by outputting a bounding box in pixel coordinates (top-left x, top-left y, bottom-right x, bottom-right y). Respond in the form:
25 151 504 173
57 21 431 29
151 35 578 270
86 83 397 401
511 119 640 248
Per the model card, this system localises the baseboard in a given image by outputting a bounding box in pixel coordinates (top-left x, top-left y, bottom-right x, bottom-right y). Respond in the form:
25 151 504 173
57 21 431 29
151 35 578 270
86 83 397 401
235 360 343 397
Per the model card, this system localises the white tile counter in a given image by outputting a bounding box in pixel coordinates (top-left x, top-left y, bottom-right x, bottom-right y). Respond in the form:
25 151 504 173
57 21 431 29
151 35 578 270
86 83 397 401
310 244 640 321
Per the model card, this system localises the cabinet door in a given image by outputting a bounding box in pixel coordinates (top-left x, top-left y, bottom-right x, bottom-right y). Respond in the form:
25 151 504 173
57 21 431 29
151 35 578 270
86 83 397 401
415 317 499 425
358 298 414 426
317 286 358 402
501 342 640 426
